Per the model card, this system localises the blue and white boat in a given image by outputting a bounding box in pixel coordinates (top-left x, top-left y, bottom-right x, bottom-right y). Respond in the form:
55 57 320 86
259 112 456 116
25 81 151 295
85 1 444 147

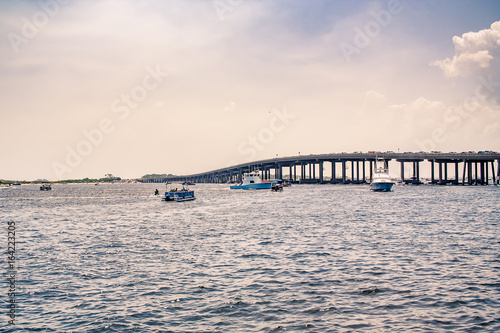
370 158 395 192
162 182 195 202
230 172 273 190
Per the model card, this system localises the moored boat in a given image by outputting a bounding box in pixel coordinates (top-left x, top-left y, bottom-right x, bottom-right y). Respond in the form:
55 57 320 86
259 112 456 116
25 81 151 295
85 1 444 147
370 158 395 192
230 172 272 190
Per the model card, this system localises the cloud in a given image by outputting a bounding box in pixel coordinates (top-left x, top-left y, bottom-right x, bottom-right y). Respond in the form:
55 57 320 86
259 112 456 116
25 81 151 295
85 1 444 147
361 90 387 112
431 20 500 77
1 1 500 180
358 89 500 152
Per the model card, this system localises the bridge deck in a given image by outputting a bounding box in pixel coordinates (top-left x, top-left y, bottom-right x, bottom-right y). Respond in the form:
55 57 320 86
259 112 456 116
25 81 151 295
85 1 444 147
141 152 500 185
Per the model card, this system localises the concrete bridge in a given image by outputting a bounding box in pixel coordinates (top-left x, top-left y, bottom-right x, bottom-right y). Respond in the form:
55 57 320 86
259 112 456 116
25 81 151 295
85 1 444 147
140 152 500 185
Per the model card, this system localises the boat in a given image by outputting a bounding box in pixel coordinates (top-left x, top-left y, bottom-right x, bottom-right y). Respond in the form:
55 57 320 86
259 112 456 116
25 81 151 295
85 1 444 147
230 172 273 190
182 181 195 186
162 182 195 202
40 184 52 191
274 179 291 187
370 158 395 192
271 182 284 192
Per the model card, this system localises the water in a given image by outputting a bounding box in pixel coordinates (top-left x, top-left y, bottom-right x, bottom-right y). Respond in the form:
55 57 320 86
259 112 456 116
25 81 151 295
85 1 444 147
1 183 499 332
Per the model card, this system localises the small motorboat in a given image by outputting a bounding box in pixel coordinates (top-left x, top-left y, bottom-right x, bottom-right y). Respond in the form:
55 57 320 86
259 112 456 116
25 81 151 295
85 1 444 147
230 172 272 190
162 182 195 202
271 182 283 191
40 184 52 191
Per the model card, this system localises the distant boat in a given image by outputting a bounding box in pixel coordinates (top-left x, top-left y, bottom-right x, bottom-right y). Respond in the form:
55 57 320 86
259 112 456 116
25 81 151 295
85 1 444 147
370 158 395 192
12 182 21 186
162 182 195 202
230 172 273 190
182 181 195 186
40 184 52 191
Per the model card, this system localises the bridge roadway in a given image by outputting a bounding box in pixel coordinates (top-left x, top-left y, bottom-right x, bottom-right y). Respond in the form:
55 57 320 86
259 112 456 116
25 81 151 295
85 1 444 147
141 152 500 185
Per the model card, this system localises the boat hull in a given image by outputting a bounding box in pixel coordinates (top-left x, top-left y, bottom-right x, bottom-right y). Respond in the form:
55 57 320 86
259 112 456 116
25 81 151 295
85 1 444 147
163 191 195 201
370 182 394 192
230 182 272 190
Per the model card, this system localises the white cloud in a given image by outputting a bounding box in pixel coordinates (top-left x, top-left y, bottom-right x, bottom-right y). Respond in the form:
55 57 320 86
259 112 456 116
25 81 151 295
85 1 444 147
431 20 500 77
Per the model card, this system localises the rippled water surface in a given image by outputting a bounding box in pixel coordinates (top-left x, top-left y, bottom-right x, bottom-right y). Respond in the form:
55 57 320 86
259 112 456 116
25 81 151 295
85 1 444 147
1 183 499 332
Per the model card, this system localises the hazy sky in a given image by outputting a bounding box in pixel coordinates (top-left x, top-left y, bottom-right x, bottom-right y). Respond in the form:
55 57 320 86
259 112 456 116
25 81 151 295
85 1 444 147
1 0 499 180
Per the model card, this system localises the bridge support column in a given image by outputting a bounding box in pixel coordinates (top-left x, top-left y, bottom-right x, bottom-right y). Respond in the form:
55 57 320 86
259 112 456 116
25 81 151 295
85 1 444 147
438 162 443 185
369 160 373 182
319 161 324 183
430 160 435 184
417 162 420 183
401 161 405 183
462 160 466 185
491 161 497 185
497 160 500 185
474 162 478 185
485 162 489 185
331 161 336 183
342 160 346 183
356 161 360 183
362 161 366 182
468 161 473 185
444 162 448 184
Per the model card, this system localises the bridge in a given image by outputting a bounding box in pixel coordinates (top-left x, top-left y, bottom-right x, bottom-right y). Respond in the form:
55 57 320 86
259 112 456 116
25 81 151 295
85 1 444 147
140 152 500 186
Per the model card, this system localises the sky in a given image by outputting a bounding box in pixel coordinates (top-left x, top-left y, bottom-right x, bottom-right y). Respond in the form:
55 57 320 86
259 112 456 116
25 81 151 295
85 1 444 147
1 0 499 180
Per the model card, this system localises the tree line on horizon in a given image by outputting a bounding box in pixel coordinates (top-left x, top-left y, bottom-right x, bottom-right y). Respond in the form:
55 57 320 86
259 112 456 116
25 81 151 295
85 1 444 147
141 173 174 179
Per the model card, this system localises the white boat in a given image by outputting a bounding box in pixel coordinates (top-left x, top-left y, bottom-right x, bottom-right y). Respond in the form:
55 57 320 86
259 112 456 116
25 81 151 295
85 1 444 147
371 158 395 192
230 172 273 190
